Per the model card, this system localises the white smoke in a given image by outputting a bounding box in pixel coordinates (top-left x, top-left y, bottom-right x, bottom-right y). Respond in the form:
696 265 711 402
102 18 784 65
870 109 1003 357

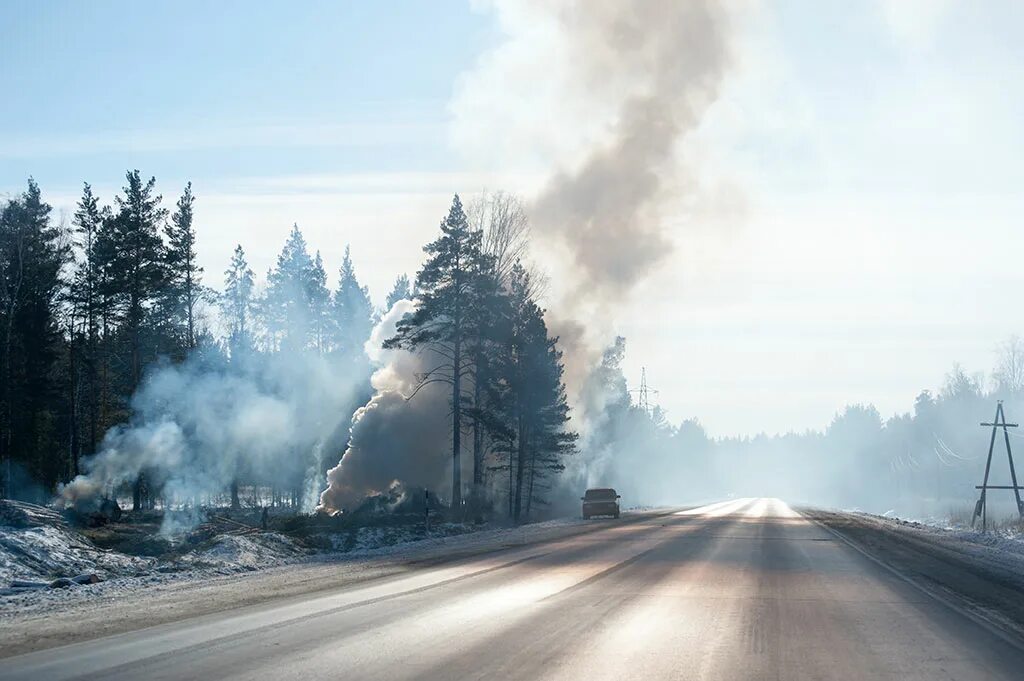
59 349 367 531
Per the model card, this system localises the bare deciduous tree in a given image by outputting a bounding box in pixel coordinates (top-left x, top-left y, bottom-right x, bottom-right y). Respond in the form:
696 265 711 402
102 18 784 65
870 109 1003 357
994 335 1024 395
468 190 549 299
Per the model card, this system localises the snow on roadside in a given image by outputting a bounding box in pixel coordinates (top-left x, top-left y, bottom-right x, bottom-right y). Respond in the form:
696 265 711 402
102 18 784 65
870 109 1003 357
0 512 603 619
0 524 152 584
333 516 589 559
178 532 311 571
842 510 1024 574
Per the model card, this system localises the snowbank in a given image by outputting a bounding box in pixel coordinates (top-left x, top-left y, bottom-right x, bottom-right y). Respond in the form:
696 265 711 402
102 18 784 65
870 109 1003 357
0 502 600 620
0 524 152 584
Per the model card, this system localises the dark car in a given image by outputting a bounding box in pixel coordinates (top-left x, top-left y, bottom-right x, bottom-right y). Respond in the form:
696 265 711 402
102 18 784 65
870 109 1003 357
582 488 620 519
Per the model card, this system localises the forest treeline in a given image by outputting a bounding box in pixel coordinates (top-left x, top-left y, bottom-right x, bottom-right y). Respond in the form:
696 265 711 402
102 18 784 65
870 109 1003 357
1 173 576 523
588 340 1024 517
4 171 1020 520
0 172 372 506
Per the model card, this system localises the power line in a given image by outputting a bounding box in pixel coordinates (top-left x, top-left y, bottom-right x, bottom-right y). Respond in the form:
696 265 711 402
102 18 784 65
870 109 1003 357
628 367 660 414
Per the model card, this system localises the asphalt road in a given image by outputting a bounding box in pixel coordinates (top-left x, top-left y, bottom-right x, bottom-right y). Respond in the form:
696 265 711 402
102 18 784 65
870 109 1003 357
4 497 1024 680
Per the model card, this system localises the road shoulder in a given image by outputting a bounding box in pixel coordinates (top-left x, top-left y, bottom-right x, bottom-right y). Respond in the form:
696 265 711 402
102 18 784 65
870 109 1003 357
804 509 1024 647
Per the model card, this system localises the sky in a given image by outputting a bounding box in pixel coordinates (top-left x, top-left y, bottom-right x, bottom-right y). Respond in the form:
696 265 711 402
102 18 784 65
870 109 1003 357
3 0 1024 437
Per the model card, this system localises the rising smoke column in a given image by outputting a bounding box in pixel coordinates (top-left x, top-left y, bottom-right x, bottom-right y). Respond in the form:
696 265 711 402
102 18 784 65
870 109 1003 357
452 1 734 501
453 0 731 312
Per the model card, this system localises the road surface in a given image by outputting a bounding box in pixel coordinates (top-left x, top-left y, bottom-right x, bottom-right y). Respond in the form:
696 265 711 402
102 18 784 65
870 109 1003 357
4 498 1024 680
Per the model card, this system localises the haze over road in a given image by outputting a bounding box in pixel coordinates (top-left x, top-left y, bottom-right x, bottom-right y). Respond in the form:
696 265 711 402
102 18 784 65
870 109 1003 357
4 499 1024 680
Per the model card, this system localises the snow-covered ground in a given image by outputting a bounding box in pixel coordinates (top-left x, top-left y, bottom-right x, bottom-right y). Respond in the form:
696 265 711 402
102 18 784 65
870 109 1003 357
848 509 1024 570
0 506 603 622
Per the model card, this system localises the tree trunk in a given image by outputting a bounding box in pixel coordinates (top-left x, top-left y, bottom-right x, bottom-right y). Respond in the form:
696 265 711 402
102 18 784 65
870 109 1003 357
230 479 240 510
451 334 462 513
471 353 484 521
513 419 526 524
525 442 537 519
68 323 79 478
507 437 514 519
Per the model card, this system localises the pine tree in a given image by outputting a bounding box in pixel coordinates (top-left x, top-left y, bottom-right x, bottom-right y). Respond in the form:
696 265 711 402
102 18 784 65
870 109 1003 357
464 251 504 516
164 182 204 352
385 195 486 511
69 183 109 462
384 273 412 311
333 245 373 359
104 170 168 390
222 244 255 360
102 170 168 509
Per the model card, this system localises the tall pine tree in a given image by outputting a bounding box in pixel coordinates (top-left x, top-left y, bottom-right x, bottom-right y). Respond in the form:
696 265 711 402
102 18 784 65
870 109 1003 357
102 170 168 509
104 170 168 390
69 183 109 462
164 182 203 352
385 195 485 510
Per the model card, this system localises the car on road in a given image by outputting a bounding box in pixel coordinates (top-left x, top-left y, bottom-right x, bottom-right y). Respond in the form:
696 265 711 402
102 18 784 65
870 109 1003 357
582 488 620 519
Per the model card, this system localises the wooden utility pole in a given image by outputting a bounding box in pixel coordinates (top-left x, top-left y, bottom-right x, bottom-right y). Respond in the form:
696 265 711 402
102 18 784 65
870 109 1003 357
972 401 1024 531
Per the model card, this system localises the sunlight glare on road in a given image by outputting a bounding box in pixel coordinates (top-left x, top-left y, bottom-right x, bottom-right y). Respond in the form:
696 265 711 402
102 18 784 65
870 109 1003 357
674 498 753 517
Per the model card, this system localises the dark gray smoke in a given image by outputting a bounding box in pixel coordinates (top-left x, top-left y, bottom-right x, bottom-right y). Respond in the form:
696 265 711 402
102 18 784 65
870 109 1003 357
318 300 464 513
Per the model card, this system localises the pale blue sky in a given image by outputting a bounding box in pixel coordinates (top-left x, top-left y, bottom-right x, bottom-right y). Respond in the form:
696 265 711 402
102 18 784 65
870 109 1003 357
4 1 1024 436
0 1 486 183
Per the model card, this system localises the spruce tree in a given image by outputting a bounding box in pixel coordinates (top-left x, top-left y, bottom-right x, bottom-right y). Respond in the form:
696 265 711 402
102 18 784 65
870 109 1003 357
494 264 576 522
222 244 255 359
264 224 314 352
333 245 373 359
309 251 331 354
384 273 412 311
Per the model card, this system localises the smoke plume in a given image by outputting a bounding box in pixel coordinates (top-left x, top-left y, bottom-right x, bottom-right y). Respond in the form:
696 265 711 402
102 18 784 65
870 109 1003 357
454 0 731 309
453 2 734 496
322 2 737 513
318 300 458 513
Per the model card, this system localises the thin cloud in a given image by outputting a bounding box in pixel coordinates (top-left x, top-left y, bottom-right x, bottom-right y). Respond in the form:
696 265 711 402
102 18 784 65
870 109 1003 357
0 121 441 159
